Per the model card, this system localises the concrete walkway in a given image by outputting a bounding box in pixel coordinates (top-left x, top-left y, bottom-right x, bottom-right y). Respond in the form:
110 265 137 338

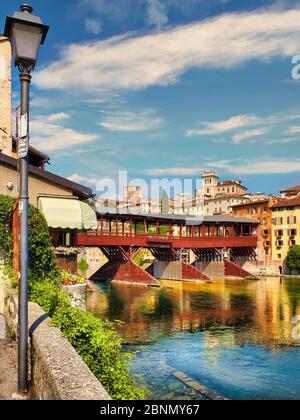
0 339 19 400
0 315 28 400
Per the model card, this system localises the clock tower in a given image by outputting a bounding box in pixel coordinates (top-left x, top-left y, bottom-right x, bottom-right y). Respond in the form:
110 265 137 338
0 36 12 157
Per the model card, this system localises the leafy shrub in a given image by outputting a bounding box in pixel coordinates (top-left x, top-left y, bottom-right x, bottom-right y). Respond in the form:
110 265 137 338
30 281 149 400
61 270 85 285
0 195 59 281
134 250 144 267
287 245 300 272
0 195 15 268
77 257 89 277
0 194 149 400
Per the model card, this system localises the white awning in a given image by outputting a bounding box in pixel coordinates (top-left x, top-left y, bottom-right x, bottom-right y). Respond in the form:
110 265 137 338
38 197 97 230
79 201 98 230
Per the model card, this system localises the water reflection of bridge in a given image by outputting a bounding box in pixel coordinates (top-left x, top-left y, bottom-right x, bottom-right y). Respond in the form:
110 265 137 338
78 213 259 285
87 278 300 347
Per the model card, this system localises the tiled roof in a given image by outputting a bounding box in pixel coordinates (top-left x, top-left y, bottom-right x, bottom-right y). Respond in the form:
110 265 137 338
231 199 270 208
280 184 300 194
271 196 300 209
218 180 246 188
205 195 249 202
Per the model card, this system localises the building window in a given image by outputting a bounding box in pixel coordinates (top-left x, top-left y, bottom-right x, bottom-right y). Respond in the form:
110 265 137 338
288 229 297 236
275 230 284 237
273 217 283 225
278 254 282 259
51 230 76 247
287 216 297 225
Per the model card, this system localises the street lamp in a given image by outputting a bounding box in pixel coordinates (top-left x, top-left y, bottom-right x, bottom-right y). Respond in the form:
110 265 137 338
4 3 49 394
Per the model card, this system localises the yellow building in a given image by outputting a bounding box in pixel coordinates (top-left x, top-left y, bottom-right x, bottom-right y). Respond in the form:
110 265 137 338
271 197 300 274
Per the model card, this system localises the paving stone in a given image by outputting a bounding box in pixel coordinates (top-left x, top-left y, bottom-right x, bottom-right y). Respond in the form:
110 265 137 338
0 315 6 340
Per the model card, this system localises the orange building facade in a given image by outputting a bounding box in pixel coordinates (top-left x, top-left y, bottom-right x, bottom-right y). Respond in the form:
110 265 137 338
231 198 279 275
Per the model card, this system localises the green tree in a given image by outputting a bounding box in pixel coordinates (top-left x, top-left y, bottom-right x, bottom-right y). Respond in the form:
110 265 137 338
161 189 170 214
78 257 89 277
287 245 300 272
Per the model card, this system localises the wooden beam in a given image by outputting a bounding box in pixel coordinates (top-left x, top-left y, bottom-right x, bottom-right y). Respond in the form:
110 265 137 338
12 199 19 274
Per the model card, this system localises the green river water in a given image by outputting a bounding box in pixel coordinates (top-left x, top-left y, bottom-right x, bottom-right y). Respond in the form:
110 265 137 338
87 277 300 400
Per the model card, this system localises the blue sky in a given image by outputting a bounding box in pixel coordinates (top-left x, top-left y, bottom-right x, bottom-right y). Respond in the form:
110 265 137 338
2 0 300 197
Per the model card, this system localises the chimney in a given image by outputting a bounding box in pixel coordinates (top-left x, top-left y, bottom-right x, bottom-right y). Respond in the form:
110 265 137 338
0 36 12 157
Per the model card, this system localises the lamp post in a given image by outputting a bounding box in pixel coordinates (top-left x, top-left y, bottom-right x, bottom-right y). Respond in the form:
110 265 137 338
4 3 49 393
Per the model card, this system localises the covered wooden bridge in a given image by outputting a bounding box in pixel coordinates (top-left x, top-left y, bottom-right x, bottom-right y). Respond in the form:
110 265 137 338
77 212 259 286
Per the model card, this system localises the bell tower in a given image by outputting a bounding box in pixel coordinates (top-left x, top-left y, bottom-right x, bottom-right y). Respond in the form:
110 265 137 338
202 171 219 198
0 36 12 157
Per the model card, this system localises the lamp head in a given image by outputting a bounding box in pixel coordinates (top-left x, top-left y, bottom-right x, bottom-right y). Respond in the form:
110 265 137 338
4 4 49 72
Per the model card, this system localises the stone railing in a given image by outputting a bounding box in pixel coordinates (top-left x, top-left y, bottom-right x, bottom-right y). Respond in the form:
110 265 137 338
0 272 110 400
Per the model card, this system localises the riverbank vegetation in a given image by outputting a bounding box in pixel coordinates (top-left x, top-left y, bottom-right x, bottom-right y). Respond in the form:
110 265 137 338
287 245 300 273
0 194 149 400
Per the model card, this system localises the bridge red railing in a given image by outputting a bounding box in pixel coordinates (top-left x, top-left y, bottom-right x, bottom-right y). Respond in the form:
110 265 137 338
77 231 258 249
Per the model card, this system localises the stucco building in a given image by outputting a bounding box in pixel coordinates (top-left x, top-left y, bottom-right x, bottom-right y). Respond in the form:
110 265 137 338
280 184 300 198
0 37 97 273
231 198 279 274
202 171 249 216
202 171 248 199
271 197 300 274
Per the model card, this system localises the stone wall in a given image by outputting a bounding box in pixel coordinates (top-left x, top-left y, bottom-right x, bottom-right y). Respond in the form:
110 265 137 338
0 272 110 400
0 37 12 157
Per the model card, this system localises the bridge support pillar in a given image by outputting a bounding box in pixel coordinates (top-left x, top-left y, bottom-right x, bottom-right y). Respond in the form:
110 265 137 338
148 248 212 282
192 248 257 280
90 247 160 286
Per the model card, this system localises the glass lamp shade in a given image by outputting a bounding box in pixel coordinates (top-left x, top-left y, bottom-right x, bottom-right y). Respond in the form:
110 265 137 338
4 5 49 70
11 22 43 68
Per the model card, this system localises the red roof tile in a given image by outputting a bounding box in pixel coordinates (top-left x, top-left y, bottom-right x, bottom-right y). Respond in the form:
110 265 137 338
271 196 300 209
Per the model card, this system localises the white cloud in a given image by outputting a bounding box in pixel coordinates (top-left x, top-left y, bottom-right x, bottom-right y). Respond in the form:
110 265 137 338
147 167 203 176
35 8 300 92
100 108 164 131
30 113 100 152
147 157 300 177
85 18 103 35
187 110 300 140
187 114 259 137
46 112 70 122
147 0 168 28
68 173 99 187
232 128 269 144
228 158 300 175
288 126 300 133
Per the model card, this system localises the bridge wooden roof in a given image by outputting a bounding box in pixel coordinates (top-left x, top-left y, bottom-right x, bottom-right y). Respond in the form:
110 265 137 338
96 211 259 225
